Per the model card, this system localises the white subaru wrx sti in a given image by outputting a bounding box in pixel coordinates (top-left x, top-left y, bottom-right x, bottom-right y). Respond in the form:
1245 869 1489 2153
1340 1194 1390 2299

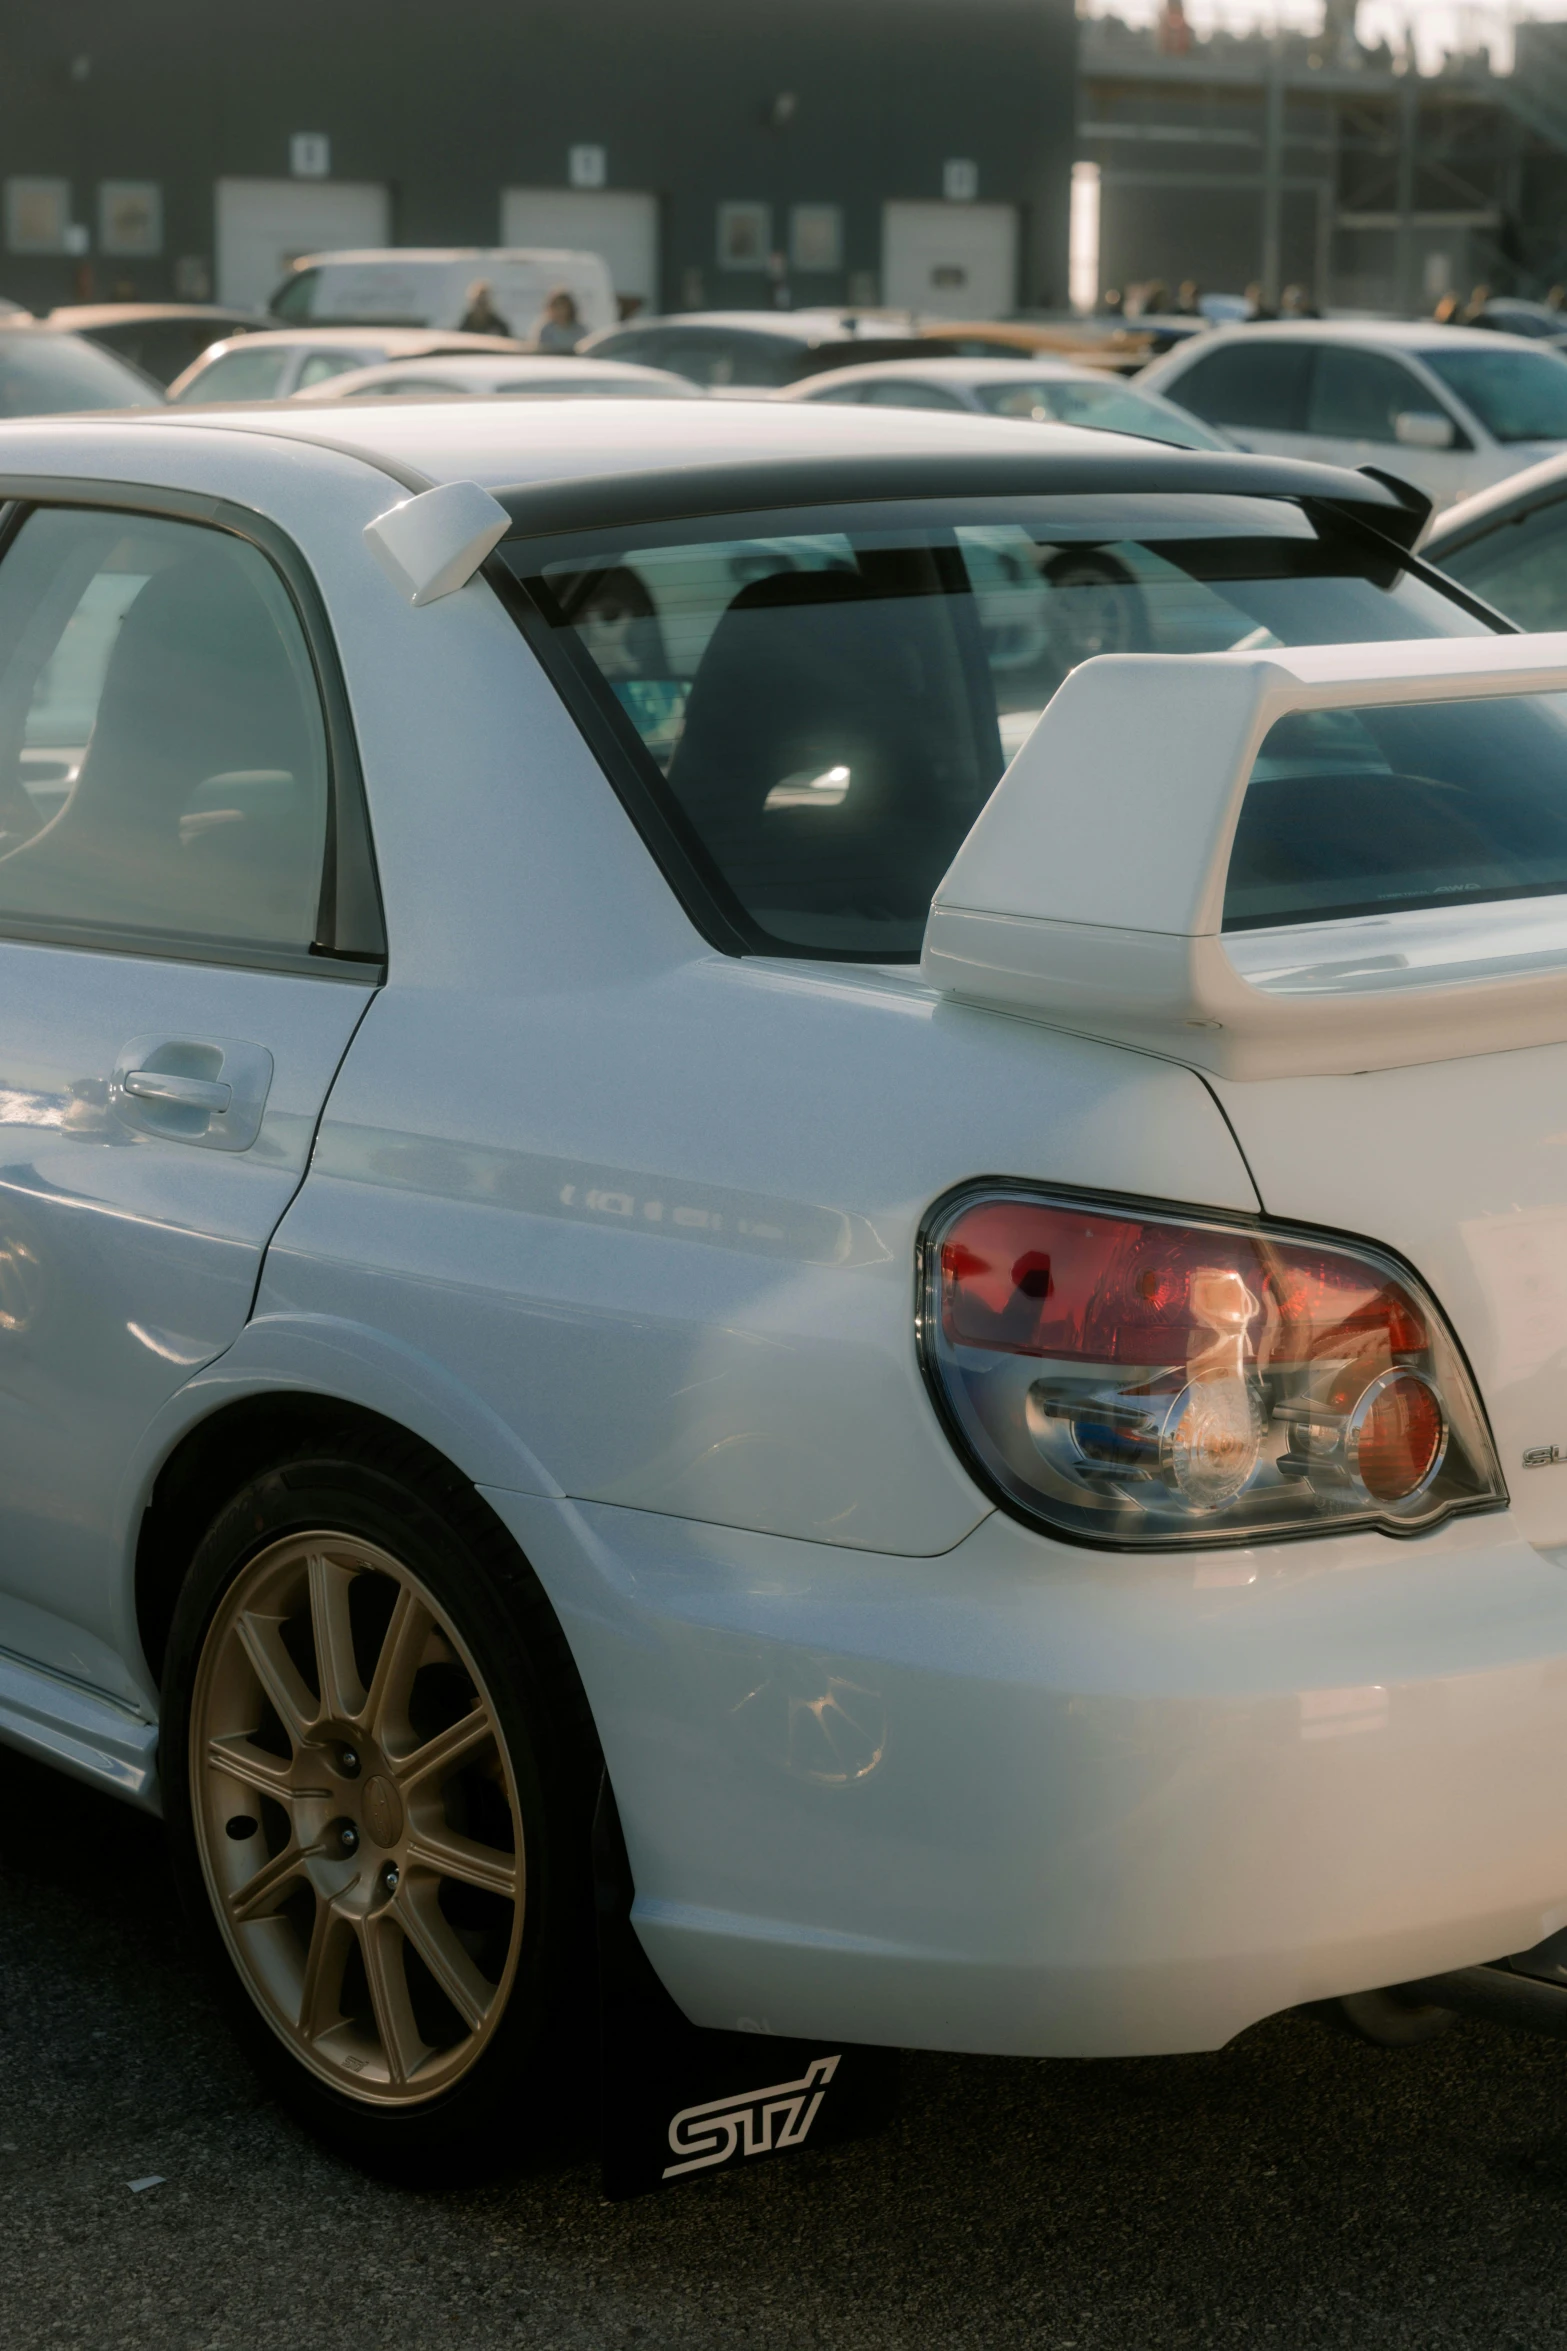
3 397 1567 2181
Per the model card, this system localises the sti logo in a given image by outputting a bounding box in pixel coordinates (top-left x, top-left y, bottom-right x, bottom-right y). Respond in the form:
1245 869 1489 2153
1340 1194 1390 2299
662 2054 840 2179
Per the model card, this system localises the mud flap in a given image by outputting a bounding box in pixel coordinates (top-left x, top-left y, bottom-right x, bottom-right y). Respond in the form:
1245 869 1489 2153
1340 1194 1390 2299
594 1779 900 2200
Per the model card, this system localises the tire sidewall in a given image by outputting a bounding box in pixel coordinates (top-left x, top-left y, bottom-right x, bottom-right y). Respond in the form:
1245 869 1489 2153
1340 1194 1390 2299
161 1444 594 2180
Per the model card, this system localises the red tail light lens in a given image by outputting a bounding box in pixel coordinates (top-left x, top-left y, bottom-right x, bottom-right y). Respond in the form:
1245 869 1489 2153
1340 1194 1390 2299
921 1191 1502 1547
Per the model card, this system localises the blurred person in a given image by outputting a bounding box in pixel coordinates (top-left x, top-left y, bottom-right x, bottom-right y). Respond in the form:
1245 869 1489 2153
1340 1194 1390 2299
1280 283 1319 318
1175 279 1202 315
532 286 583 352
1461 283 1492 324
1157 0 1193 54
1243 281 1277 320
459 279 513 337
1432 290 1461 324
1101 287 1124 316
1550 286 1567 312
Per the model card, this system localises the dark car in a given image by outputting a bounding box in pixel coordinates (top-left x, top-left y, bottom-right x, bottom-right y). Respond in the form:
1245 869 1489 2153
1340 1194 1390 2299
581 309 956 389
0 325 163 415
47 304 262 388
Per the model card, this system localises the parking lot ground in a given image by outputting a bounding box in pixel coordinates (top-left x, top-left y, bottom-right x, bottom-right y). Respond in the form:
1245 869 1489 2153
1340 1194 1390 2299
4 1745 1567 2351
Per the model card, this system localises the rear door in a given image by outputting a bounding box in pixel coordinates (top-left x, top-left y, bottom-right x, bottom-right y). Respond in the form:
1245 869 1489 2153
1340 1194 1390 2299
0 494 378 1703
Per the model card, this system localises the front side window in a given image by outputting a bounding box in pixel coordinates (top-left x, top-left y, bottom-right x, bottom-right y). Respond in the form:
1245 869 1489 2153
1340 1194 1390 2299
173 346 291 404
1227 694 1567 929
1432 496 1567 631
0 507 329 956
1167 341 1313 432
502 493 1491 958
1307 346 1438 444
1420 344 1567 442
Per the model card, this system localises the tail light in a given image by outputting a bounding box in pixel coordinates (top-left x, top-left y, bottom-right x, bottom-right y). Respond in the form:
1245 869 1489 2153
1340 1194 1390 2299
919 1189 1504 1548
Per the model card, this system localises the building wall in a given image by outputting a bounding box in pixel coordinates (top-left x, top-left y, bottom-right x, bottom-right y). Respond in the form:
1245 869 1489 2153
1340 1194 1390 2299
0 0 1076 316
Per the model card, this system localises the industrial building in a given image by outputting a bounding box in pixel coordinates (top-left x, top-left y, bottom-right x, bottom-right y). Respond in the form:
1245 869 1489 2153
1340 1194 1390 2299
0 0 1076 322
1079 7 1567 315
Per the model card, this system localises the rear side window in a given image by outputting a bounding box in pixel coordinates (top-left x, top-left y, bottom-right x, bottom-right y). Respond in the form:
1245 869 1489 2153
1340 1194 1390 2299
1171 341 1313 432
503 493 1490 958
173 345 290 403
1433 496 1567 631
0 507 329 957
1225 695 1567 929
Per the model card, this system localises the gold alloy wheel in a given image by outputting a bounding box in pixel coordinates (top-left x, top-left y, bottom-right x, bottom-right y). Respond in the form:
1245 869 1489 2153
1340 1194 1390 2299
190 1531 523 2105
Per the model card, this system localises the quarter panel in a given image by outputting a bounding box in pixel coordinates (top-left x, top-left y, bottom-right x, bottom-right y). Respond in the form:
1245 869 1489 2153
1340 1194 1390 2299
262 962 1259 1552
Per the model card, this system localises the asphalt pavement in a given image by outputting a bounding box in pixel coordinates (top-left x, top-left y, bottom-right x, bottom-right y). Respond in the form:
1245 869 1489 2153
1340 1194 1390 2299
4 1744 1567 2351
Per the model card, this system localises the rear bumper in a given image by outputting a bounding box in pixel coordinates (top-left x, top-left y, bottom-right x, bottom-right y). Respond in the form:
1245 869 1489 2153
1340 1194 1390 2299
484 1487 1567 2057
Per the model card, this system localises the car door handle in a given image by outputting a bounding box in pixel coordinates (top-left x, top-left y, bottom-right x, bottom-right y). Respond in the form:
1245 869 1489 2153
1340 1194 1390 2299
122 1070 233 1113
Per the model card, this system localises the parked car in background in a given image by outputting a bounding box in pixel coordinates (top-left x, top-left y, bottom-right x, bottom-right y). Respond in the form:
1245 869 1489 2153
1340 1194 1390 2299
0 323 162 415
268 248 616 339
1141 321 1567 506
1465 297 1567 347
290 352 700 403
918 318 1189 372
48 304 263 388
582 310 957 388
1421 450 1567 628
778 355 1230 450
7 397 1567 2186
167 328 531 405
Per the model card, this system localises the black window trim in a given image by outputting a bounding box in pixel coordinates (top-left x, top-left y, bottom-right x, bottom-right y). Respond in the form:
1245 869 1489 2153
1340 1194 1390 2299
487 467 1501 964
0 472 386 982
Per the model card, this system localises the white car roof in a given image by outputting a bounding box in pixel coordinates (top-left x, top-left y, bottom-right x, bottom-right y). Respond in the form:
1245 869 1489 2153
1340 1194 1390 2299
1424 445 1567 545
292 354 699 401
105 395 1115 493
189 327 532 355
784 355 1106 396
1159 319 1540 355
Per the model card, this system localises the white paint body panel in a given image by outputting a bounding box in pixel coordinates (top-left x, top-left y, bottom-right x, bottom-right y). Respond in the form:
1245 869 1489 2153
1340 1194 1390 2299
2 408 1567 2056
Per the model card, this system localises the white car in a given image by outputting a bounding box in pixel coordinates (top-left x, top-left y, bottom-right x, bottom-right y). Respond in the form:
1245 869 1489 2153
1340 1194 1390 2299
775 354 1230 451
1420 450 1567 632
1140 320 1567 507
6 395 1567 2188
290 352 701 403
166 327 532 406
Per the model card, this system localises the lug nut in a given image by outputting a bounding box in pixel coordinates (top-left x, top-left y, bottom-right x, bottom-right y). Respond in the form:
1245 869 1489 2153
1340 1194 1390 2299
382 1863 400 1894
338 1822 359 1856
338 1746 361 1777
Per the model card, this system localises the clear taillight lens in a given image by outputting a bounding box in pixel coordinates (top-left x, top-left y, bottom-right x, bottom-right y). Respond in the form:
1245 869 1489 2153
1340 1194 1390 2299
919 1190 1504 1547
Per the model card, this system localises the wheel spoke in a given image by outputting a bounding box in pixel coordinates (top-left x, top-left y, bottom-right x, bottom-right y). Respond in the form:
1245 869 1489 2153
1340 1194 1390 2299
234 1611 316 1748
359 1913 425 2087
363 1585 433 1749
307 1552 364 1723
230 1837 310 1923
405 1823 519 1901
206 1732 297 1802
395 1703 494 1794
395 1883 494 2035
297 1897 355 2042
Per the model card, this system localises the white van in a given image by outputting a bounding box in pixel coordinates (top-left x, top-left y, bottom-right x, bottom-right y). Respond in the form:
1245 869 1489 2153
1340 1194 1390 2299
268 248 617 338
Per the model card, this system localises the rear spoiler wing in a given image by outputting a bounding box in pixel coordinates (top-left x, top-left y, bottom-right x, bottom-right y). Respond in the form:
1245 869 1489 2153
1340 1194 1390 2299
921 632 1567 1081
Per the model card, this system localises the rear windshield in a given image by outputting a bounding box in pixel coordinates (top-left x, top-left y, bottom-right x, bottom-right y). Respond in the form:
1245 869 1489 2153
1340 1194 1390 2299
0 329 161 415
1226 695 1567 930
502 493 1491 959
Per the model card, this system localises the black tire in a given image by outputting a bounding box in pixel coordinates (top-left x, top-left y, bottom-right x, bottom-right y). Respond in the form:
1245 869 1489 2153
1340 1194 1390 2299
161 1427 599 2183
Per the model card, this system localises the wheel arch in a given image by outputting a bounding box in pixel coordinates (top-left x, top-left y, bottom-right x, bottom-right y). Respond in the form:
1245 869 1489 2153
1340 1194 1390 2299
131 1312 564 1686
